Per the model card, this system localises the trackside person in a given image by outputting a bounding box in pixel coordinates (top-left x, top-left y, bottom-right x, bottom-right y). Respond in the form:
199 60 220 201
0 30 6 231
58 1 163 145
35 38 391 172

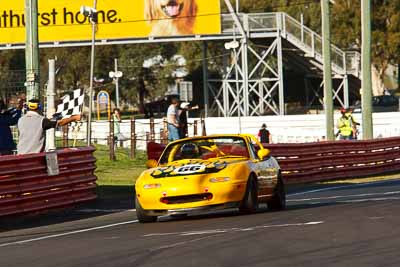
336 108 353 140
17 99 81 155
0 98 23 156
167 97 180 142
346 108 360 139
258 123 271 144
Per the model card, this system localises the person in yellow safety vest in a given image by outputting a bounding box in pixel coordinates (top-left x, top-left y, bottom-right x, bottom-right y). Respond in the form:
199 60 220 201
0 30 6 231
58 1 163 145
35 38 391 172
337 108 353 140
345 108 360 139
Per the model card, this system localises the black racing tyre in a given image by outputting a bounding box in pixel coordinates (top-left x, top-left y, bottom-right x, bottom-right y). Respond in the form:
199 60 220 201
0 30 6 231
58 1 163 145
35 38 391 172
135 196 157 223
267 176 286 211
239 176 258 214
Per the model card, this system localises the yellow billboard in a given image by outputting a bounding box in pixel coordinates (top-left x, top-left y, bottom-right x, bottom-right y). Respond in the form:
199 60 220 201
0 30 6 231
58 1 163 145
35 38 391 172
0 0 221 45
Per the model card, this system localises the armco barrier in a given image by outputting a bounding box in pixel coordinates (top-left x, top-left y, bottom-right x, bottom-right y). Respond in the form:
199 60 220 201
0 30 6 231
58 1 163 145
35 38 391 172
147 137 400 184
267 137 400 184
0 147 97 217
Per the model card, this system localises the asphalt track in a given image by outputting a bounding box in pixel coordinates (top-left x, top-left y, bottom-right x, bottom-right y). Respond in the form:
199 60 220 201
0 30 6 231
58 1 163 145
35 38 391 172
1 178 400 267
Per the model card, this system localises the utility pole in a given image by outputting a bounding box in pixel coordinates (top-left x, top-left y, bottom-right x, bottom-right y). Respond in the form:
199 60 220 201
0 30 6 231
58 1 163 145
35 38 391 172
202 41 209 117
361 0 373 139
114 58 120 108
109 58 123 109
25 0 40 101
321 0 334 140
80 1 98 145
46 59 56 151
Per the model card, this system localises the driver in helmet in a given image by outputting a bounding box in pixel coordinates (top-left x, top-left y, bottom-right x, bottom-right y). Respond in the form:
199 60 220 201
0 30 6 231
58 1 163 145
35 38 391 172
180 143 199 159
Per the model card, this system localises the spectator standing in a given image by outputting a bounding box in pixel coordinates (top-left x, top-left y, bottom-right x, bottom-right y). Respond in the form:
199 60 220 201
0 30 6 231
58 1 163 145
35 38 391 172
258 123 271 144
345 108 360 139
178 102 189 139
17 99 81 155
178 102 200 139
0 98 23 156
167 97 180 142
112 108 128 146
336 108 353 140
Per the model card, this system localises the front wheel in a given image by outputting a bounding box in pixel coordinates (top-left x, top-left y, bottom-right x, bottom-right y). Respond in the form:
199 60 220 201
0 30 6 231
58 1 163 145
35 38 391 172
239 176 258 214
267 176 286 211
135 196 157 223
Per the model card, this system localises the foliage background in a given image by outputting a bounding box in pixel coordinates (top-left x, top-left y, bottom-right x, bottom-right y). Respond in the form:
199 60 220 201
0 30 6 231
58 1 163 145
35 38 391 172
1 0 399 107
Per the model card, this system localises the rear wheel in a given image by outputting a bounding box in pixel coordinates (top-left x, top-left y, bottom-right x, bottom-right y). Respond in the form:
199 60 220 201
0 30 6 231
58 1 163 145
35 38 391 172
135 196 157 223
239 176 258 214
267 176 286 211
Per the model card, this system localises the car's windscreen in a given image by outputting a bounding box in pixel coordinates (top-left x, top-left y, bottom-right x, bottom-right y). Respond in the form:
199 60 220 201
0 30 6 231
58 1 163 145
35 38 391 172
159 137 249 164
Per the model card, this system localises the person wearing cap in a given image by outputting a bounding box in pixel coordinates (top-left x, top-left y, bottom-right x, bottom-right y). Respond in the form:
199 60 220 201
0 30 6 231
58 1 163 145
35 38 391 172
166 97 181 142
258 123 271 144
336 108 353 140
17 99 81 155
0 97 23 156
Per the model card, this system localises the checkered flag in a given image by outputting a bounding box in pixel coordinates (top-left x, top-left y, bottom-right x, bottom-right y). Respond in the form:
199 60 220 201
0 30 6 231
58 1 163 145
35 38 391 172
55 89 84 119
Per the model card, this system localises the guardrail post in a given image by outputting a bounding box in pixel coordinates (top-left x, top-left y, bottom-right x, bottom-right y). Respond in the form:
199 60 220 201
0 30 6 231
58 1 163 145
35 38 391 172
201 116 206 136
130 117 136 159
276 13 282 33
311 32 315 57
243 13 249 37
150 117 155 142
62 125 69 148
193 120 198 136
300 13 304 43
109 119 116 161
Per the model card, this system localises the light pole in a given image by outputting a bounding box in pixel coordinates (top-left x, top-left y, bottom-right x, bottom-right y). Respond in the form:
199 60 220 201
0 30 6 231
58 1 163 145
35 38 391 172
109 58 123 109
224 40 241 133
321 0 334 141
25 0 40 100
361 0 373 139
80 2 97 146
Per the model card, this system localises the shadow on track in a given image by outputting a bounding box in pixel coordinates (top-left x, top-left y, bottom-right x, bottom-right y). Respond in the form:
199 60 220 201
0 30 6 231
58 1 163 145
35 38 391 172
0 185 135 233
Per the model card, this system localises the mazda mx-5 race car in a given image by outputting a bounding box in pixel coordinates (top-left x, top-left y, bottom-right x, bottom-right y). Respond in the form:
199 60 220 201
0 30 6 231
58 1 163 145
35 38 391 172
135 134 286 223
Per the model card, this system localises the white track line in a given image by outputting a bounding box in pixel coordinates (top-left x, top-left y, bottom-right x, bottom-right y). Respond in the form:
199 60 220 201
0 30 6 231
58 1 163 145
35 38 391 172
288 190 400 202
143 221 324 237
0 220 138 248
76 209 136 213
287 179 399 197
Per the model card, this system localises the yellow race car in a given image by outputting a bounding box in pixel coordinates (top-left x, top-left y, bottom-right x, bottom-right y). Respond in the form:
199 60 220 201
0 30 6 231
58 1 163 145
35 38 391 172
135 134 285 223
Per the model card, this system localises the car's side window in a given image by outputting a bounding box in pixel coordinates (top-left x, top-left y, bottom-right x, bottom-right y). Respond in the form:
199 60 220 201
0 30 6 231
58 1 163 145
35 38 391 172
248 142 258 159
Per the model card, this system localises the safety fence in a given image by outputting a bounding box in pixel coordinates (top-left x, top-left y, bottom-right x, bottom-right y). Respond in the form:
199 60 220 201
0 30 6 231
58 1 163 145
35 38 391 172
147 137 400 184
0 147 97 217
54 117 207 160
268 137 400 184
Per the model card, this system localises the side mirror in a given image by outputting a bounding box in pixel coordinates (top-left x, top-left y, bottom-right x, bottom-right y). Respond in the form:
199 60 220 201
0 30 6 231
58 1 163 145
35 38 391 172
146 159 158 169
257 148 270 160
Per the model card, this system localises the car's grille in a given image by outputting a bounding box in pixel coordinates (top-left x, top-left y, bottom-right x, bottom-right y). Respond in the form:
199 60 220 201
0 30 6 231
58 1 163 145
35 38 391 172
160 193 213 204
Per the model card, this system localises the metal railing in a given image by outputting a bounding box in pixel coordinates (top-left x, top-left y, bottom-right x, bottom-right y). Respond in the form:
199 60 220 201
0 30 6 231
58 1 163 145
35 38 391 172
221 12 361 78
0 147 97 217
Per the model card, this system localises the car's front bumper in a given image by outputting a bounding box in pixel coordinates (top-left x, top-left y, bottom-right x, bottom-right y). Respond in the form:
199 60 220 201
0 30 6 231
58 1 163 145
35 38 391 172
143 201 240 216
136 181 247 211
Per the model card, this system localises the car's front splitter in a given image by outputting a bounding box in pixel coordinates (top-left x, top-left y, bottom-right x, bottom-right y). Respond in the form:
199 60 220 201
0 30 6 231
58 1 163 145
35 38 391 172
143 201 240 216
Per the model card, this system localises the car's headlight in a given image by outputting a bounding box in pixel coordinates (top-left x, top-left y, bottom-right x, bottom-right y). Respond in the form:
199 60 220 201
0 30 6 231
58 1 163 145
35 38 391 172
209 177 230 183
263 168 277 177
143 183 161 189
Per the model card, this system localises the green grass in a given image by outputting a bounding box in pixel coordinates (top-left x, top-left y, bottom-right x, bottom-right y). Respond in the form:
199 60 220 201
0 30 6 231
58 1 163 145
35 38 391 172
93 145 147 186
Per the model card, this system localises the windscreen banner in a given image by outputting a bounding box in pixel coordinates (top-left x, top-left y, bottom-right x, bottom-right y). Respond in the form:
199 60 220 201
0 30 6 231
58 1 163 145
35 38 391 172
0 0 221 45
